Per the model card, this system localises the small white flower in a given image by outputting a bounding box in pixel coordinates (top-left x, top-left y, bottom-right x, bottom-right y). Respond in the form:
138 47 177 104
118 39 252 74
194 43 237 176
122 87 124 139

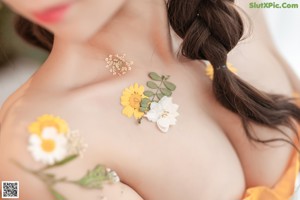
28 127 68 165
145 96 179 133
106 168 120 183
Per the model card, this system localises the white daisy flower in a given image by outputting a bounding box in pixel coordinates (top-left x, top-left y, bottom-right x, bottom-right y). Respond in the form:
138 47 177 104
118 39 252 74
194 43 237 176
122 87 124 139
28 127 68 165
145 96 179 133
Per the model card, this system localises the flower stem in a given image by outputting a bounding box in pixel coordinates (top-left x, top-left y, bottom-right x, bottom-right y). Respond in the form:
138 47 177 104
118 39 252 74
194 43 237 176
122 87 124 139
152 77 165 102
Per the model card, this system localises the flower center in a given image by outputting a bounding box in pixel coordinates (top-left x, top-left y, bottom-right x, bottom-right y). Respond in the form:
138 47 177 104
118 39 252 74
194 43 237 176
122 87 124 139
129 93 142 109
41 139 56 153
161 110 169 118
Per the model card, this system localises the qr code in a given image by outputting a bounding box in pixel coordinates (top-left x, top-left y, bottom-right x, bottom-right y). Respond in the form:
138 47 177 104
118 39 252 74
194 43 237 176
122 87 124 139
1 181 19 199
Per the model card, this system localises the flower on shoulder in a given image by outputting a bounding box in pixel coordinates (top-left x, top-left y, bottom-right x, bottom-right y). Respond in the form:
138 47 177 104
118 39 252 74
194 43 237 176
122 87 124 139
28 127 68 165
145 96 179 133
206 62 237 80
27 115 87 165
121 83 146 119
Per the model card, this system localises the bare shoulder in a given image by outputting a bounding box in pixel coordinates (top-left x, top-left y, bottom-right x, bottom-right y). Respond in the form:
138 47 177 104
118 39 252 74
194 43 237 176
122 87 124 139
0 90 48 199
0 77 31 122
0 89 143 200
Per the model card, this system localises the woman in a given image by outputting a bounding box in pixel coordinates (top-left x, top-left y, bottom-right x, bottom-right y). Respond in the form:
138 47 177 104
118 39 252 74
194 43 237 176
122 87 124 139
0 0 300 199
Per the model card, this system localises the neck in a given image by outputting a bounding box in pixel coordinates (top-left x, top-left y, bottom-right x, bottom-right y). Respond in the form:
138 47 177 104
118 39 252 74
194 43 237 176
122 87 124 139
37 0 177 89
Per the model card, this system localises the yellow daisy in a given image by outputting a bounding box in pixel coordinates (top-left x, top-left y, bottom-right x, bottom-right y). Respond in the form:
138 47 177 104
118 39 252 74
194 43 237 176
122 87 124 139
28 115 69 136
121 83 146 119
205 62 238 80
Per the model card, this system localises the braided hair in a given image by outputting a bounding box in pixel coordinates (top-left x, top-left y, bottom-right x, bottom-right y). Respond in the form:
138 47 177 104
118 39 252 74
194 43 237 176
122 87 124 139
167 0 300 147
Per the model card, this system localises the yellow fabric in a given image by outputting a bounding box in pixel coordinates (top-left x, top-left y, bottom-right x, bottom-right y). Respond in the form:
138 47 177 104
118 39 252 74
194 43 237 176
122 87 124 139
242 149 299 200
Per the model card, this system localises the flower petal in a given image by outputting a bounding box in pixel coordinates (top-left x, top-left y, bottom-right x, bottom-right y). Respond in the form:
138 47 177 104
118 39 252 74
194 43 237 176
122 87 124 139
129 85 134 91
133 110 144 119
134 83 139 91
167 115 177 125
149 102 159 110
121 101 129 106
42 127 59 138
124 88 133 95
122 106 134 118
29 134 41 145
157 118 170 133
137 85 145 95
145 109 160 122
28 122 40 135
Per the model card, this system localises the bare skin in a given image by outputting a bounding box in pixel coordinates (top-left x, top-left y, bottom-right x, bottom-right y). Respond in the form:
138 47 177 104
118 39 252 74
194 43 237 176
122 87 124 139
0 0 299 200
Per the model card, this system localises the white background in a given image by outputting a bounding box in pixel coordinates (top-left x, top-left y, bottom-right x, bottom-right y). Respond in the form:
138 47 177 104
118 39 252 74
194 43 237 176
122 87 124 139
263 0 300 76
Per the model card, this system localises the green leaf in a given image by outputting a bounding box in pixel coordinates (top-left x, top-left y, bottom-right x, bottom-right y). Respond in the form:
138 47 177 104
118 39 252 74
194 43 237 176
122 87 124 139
144 91 154 97
139 107 148 112
161 88 172 97
50 188 67 200
141 98 151 107
43 173 56 183
147 81 158 89
157 93 164 100
163 81 176 91
76 165 109 189
45 173 55 178
149 72 162 81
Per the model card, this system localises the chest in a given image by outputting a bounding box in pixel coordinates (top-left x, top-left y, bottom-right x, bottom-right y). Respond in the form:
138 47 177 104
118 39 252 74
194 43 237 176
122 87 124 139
122 131 247 200
15 47 294 199
67 84 246 200
60 55 288 197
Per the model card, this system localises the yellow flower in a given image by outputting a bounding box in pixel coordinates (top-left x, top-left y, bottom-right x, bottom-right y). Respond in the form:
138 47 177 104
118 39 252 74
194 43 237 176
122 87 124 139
121 83 146 119
205 62 238 80
28 115 69 136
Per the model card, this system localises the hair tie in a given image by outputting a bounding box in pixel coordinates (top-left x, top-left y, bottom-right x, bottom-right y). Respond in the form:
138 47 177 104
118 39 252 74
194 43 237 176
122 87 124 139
216 65 227 70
